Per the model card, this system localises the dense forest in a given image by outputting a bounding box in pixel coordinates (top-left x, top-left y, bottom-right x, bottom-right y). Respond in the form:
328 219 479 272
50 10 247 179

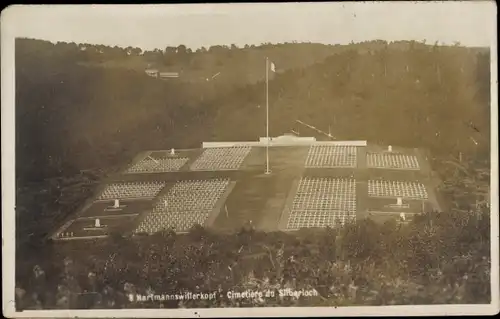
16 38 490 183
216 43 490 152
13 38 492 308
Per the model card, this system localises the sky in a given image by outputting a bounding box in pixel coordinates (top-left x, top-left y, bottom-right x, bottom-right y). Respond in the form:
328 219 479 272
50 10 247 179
1 2 497 50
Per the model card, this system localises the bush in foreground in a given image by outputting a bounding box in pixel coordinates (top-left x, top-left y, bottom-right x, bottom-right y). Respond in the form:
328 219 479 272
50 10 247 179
15 209 490 309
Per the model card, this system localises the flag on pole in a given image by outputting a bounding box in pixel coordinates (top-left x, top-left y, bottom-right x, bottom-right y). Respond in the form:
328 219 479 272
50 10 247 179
270 61 276 72
264 58 275 175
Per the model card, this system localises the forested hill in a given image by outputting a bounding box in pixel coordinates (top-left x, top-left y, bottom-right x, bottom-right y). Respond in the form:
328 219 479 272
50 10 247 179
17 38 340 86
13 39 492 306
15 38 341 183
210 42 491 158
15 38 490 184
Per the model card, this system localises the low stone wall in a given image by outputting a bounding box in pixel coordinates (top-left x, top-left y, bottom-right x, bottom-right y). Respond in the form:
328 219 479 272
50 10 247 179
202 140 368 148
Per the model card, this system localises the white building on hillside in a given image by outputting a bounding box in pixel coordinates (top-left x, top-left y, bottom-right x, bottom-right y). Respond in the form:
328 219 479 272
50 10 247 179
159 72 179 79
145 69 159 77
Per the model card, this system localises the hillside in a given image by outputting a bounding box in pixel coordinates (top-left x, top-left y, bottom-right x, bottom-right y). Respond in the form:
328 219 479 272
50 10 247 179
13 38 492 309
16 44 206 182
15 39 350 183
19 38 340 85
209 44 490 160
81 43 338 86
14 38 491 247
15 38 490 184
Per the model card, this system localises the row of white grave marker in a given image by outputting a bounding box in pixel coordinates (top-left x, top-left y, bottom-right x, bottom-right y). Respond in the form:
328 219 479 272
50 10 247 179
59 232 75 237
98 181 166 200
304 145 413 168
126 157 189 173
126 144 416 174
190 147 252 171
285 175 421 230
80 196 412 235
134 179 231 234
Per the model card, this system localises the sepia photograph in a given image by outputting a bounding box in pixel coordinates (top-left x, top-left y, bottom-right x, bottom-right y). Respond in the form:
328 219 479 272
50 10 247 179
1 2 498 317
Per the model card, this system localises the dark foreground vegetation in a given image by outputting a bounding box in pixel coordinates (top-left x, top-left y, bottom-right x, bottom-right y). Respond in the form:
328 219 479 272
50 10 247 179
15 209 490 309
14 38 491 308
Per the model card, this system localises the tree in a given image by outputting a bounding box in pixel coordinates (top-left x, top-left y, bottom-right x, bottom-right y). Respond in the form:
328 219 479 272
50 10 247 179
432 42 442 85
164 46 177 66
132 47 143 56
196 46 207 54
110 45 127 59
143 50 161 64
177 44 187 55
209 45 224 54
176 45 191 65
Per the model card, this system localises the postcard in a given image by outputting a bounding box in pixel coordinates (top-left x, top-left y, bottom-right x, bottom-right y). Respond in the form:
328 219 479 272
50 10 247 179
1 2 498 317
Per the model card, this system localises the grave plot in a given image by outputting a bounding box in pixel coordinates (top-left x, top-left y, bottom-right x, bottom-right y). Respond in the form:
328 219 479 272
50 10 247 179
190 147 251 171
97 181 166 200
367 153 420 170
55 215 137 239
79 200 151 218
287 211 350 229
286 178 356 230
305 145 357 168
135 211 210 234
368 180 428 200
135 178 230 233
126 157 189 173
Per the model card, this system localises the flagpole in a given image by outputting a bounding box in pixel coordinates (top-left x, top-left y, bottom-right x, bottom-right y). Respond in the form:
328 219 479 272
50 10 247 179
265 57 270 174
